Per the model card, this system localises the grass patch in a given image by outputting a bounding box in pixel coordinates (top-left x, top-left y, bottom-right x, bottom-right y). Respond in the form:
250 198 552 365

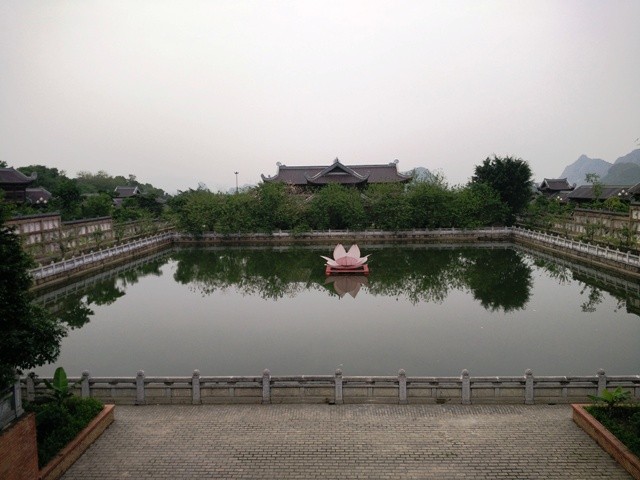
585 405 640 458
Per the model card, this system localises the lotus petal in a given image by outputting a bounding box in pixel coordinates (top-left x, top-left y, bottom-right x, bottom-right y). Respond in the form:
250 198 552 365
346 244 361 259
320 256 340 267
333 244 347 260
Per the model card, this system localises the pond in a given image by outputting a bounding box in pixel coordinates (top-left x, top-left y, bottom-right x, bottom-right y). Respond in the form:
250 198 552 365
34 244 640 378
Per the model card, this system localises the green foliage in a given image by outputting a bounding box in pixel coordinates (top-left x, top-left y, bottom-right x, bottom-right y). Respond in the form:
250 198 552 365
472 156 533 225
307 184 366 230
52 178 82 220
17 165 69 194
364 183 411 230
42 367 78 406
0 201 66 389
28 394 104 467
585 405 640 458
585 173 603 201
588 387 633 408
81 193 114 218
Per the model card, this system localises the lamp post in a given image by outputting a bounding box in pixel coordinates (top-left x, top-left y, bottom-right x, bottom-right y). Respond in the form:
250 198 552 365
234 171 239 194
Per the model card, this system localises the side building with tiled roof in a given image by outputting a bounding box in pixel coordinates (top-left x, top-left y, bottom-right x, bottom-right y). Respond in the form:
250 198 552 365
261 158 412 188
0 167 37 202
537 178 575 197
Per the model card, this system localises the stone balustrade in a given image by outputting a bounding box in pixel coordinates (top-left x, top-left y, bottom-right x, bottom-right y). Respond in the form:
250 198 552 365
22 369 640 406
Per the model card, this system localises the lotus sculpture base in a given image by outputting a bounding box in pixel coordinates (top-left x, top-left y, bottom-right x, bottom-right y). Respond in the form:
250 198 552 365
322 244 370 276
325 264 370 276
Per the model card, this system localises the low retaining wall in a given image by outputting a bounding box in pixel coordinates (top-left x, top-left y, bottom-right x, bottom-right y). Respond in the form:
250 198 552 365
23 369 640 406
175 227 513 246
30 233 174 290
513 227 640 278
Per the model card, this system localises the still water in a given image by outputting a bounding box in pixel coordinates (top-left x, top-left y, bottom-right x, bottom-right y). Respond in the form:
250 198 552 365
35 245 640 377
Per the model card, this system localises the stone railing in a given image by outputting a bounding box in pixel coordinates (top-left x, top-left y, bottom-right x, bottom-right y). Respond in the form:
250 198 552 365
512 227 640 271
1 379 24 430
30 232 174 281
22 369 640 406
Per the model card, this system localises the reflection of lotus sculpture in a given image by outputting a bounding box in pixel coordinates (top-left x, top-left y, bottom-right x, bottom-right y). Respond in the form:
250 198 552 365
325 275 369 298
321 244 370 275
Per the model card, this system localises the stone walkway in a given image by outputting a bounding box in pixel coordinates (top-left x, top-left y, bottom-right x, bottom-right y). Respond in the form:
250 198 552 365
62 404 631 479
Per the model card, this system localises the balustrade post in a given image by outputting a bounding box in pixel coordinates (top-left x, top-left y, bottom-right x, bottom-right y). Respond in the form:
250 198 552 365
26 373 35 402
136 370 146 405
262 369 271 404
525 369 534 405
13 373 24 417
192 369 201 405
334 368 343 405
398 369 407 405
81 370 90 398
597 369 607 397
461 369 471 405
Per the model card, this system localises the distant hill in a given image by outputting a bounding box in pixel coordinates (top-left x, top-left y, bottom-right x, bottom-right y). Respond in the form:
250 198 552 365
601 162 640 185
613 148 640 167
407 167 434 182
559 155 612 186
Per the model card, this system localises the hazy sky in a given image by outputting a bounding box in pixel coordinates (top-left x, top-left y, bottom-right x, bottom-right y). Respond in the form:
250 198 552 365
1 1 639 193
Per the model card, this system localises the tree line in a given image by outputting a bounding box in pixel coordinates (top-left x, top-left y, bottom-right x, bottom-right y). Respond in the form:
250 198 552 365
170 156 533 234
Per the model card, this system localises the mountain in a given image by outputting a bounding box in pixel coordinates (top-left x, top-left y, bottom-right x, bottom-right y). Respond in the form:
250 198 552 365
601 162 640 185
407 167 434 182
559 155 612 186
613 148 640 167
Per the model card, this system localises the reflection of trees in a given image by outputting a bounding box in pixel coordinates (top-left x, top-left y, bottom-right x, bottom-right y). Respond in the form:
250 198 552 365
172 247 533 312
172 248 325 300
42 257 167 329
464 249 532 312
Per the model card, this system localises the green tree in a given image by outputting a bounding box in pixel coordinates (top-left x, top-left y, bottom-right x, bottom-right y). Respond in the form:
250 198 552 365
406 178 455 228
52 178 82 219
0 199 66 389
364 183 411 230
81 193 114 218
472 156 533 225
453 183 508 227
585 173 603 203
16 165 69 193
307 184 366 230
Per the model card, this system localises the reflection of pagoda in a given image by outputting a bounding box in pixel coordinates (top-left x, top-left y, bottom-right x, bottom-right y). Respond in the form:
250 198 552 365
325 276 369 299
322 244 370 275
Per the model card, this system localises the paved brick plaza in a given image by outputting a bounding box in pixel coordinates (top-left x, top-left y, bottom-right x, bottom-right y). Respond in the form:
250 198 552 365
62 404 631 479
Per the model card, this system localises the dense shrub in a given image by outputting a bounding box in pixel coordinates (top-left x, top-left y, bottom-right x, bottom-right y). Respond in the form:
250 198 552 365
28 396 104 467
585 405 640 458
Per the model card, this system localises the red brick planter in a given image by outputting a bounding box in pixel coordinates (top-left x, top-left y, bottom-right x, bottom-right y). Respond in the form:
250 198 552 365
39 404 115 480
572 404 640 480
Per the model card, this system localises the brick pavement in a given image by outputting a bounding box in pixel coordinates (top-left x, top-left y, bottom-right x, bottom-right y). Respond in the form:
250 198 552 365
62 404 632 479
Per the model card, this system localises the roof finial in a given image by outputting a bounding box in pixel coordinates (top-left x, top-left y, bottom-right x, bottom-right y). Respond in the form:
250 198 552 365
334 157 339 164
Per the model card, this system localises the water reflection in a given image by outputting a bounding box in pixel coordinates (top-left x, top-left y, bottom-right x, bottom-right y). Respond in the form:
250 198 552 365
36 245 640 331
325 275 369 298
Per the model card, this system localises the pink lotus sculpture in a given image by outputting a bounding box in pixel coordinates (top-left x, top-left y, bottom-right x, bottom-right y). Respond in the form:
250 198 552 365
321 244 370 269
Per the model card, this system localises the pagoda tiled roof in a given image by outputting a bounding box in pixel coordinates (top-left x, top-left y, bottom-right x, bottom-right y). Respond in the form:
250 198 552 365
0 168 37 185
261 159 411 186
538 178 574 192
25 187 52 204
566 184 632 200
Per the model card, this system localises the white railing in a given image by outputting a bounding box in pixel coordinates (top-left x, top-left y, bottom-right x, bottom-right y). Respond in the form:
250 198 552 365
30 232 174 281
512 227 640 268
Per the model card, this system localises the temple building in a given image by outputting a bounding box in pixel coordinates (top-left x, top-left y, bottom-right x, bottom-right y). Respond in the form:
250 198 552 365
261 158 412 188
0 168 37 202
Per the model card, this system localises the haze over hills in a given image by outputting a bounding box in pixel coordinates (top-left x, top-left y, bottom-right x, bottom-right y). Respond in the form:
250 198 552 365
558 148 640 186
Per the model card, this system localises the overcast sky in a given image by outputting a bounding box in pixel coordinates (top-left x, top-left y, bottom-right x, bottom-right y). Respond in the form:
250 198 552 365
1 1 638 193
